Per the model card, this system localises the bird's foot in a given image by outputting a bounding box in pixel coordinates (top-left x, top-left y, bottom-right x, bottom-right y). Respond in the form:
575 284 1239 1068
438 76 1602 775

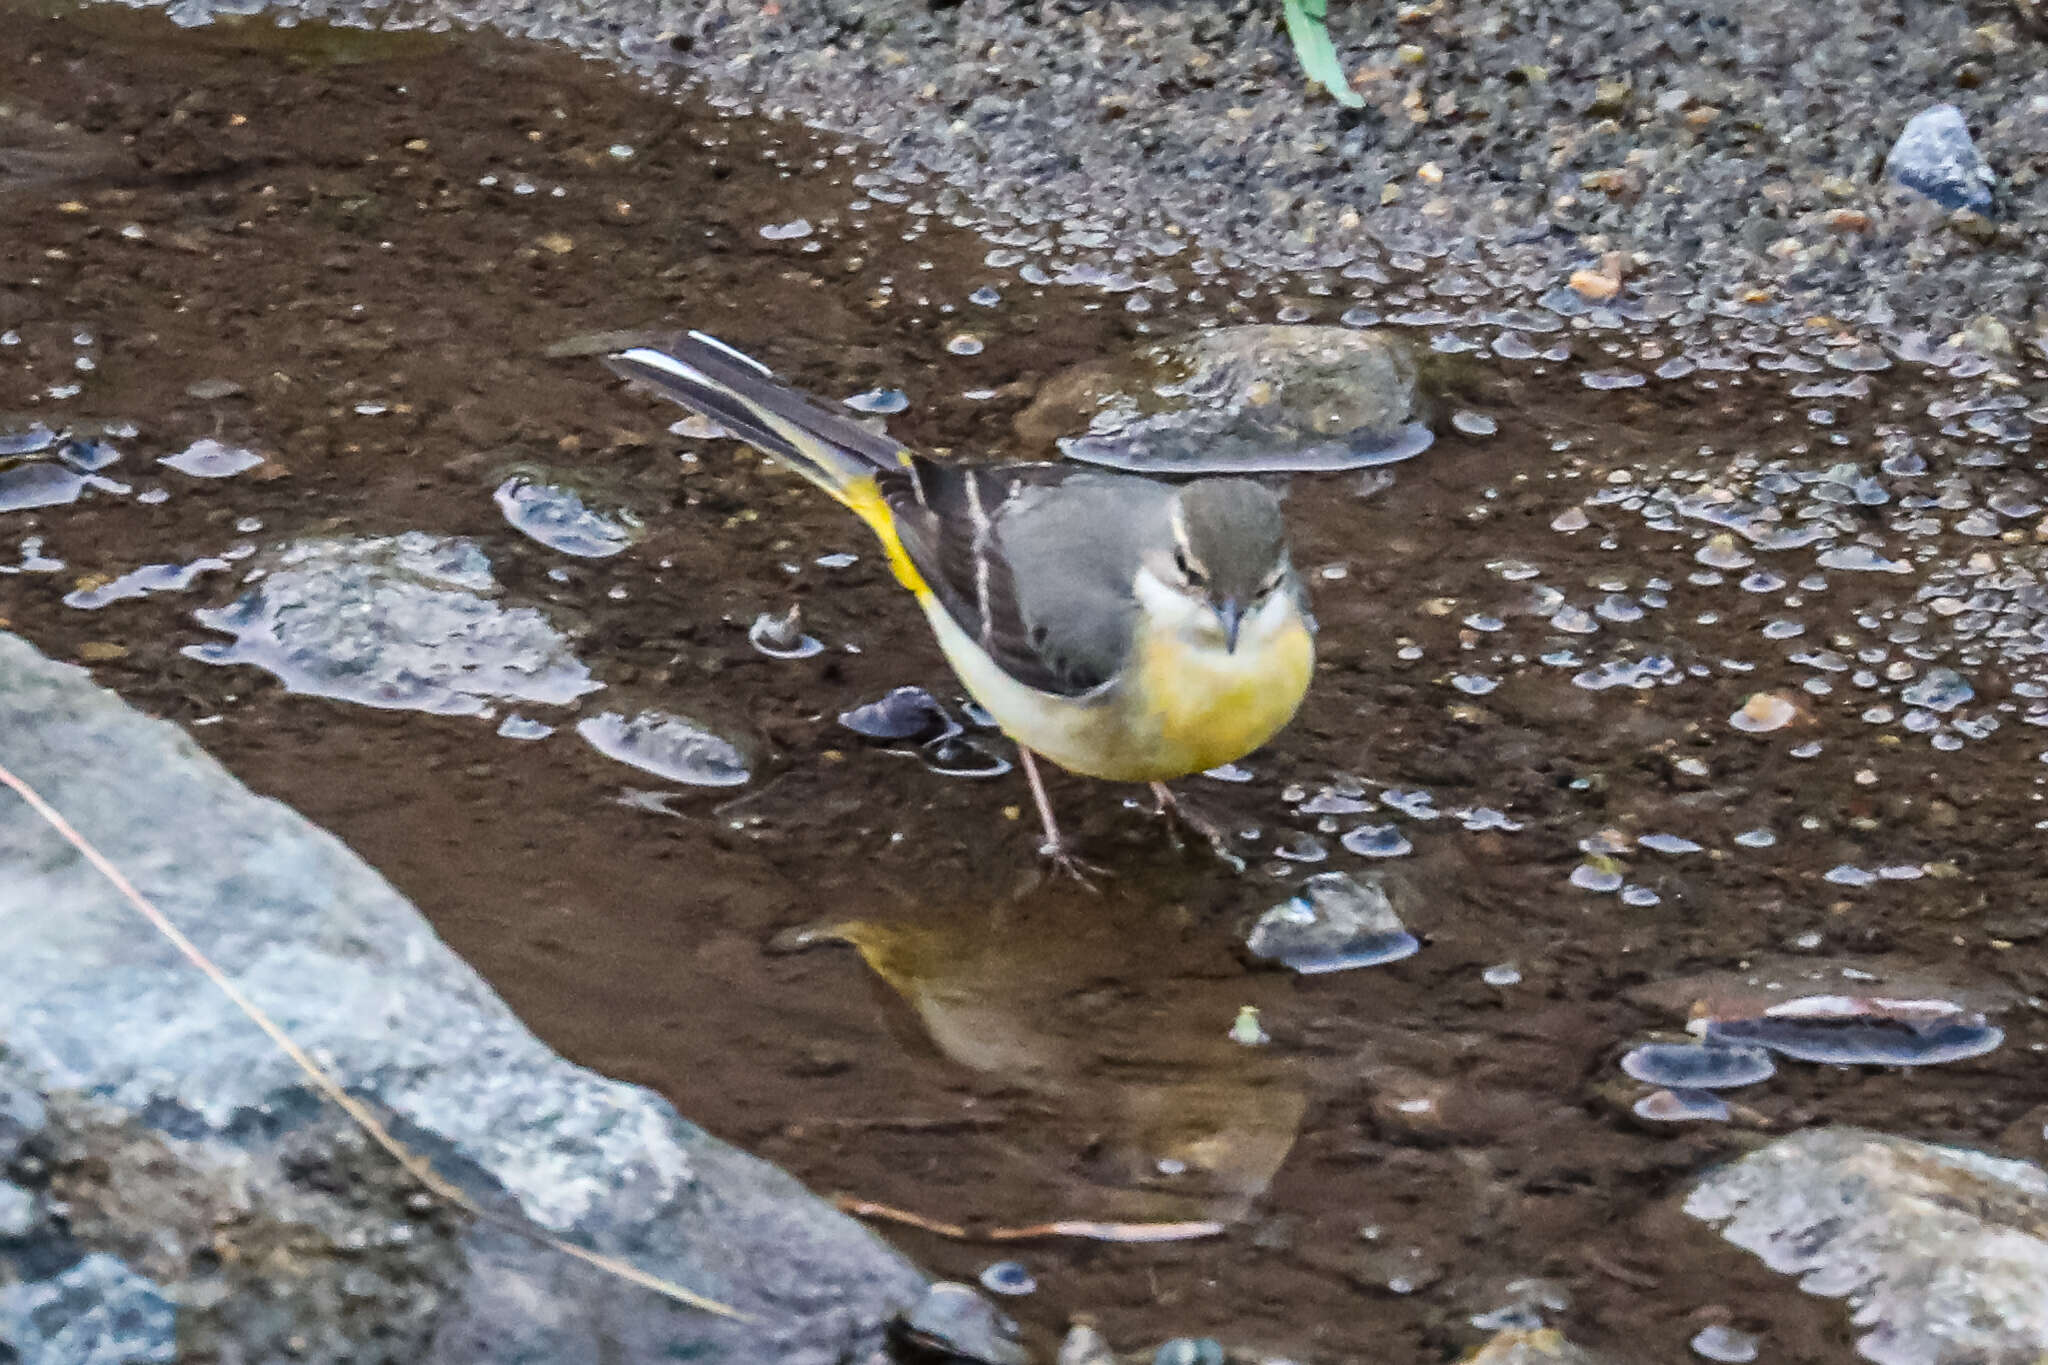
1037 838 1108 889
1149 783 1247 873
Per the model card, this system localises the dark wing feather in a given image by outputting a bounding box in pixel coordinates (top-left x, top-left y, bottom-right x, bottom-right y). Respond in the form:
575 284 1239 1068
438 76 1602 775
880 459 1165 698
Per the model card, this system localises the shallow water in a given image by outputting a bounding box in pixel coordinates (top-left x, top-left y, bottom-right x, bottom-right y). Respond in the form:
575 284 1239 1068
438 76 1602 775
1 6 2045 1362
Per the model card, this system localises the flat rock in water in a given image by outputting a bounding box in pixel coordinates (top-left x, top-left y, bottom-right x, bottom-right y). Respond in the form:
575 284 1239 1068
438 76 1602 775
0 631 933 1364
1684 1126 2048 1365
1016 326 1435 473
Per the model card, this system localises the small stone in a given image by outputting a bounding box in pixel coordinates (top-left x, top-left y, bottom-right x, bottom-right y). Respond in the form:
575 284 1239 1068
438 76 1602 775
1059 1324 1116 1365
1823 208 1871 233
535 231 576 254
1569 269 1620 301
1885 104 1995 212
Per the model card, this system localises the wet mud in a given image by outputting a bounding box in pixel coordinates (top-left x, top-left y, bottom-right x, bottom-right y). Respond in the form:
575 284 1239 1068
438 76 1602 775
2 8 2045 1362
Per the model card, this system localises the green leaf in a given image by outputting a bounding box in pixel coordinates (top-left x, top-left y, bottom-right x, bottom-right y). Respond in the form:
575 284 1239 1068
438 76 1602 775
1280 0 1364 108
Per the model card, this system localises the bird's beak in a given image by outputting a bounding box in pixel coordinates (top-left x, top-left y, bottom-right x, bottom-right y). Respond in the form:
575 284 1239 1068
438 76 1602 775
1217 598 1243 653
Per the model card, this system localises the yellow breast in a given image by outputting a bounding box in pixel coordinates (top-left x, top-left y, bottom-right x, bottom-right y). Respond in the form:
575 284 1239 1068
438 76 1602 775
1125 611 1315 780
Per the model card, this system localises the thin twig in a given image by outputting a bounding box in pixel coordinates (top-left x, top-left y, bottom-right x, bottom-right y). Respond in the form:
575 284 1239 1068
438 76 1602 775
0 759 747 1322
835 1195 1226 1244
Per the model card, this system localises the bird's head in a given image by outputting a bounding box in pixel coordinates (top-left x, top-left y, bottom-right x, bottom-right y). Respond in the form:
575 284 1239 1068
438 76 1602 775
1142 478 1299 654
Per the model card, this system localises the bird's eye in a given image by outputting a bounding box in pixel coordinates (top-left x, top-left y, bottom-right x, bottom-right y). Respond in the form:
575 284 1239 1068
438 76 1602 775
1174 548 1205 587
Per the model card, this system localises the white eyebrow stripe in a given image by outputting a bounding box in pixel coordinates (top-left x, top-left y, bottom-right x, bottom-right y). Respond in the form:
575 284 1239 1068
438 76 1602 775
614 348 714 386
684 330 776 375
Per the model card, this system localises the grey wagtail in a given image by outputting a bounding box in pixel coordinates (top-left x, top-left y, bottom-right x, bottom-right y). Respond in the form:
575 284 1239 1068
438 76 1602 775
605 332 1315 877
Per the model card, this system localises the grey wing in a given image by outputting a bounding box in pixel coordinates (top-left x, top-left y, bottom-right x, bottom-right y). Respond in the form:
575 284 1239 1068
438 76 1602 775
882 460 1170 698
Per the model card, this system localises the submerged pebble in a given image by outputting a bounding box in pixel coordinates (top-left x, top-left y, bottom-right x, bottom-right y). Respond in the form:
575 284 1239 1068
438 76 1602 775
576 710 750 787
748 606 824 659
1245 871 1419 973
1031 326 1433 473
838 686 956 743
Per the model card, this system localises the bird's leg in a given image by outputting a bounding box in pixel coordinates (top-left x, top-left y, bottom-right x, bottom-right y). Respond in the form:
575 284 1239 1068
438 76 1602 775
1020 748 1104 885
1149 781 1243 868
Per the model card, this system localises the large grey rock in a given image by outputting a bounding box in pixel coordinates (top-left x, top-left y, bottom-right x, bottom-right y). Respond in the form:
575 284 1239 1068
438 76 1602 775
1015 327 1435 474
0 631 933 1363
1685 1126 2048 1365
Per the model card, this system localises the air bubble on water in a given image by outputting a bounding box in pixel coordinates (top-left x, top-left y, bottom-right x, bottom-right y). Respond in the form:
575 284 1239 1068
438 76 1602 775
969 286 1001 307
496 477 638 557
1817 545 1910 574
1458 807 1523 832
1464 614 1504 632
1274 832 1329 863
1739 571 1785 594
1382 790 1439 820
1734 829 1776 849
843 388 909 415
1900 667 1972 712
758 218 813 240
497 714 554 740
1633 1088 1729 1123
160 439 264 478
1696 534 1754 570
64 557 231 610
946 334 984 356
1761 620 1805 640
1595 595 1643 624
1639 833 1702 855
1703 995 2002 1066
1620 885 1662 907
922 735 1012 778
1551 507 1591 533
1482 963 1522 986
1452 411 1498 437
1452 674 1498 695
1551 606 1598 635
1690 1326 1760 1364
1824 864 1875 887
1730 693 1798 732
978 1261 1036 1297
1622 1043 1774 1089
0 462 88 512
1570 860 1624 893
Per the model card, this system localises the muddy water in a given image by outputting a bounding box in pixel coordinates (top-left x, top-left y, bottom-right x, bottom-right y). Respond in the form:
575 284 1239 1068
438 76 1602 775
2 8 2045 1362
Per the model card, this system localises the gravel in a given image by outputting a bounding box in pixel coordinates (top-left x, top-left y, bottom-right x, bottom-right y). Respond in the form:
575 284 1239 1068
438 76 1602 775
139 0 2048 345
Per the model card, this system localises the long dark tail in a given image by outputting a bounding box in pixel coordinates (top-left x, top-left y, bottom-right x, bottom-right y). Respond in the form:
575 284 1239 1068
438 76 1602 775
604 332 936 597
604 333 908 506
